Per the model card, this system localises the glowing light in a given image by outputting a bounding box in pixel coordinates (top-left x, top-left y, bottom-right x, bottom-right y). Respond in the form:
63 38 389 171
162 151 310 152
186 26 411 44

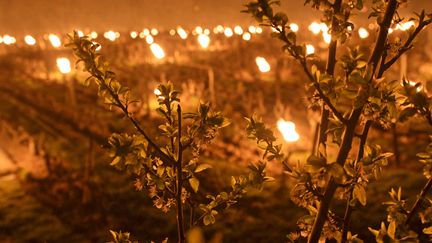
407 80 423 92
93 41 102 51
306 44 315 55
214 25 224 34
154 88 162 96
388 28 394 34
358 27 369 39
256 27 263 34
248 26 257 34
309 22 321 35
3 35 16 45
169 29 176 36
76 30 84 37
151 28 158 36
277 119 300 142
177 27 188 39
150 43 165 59
203 29 210 35
197 34 210 48
224 27 233 37
195 26 203 35
104 31 117 41
320 23 329 33
140 29 150 38
234 26 243 35
130 31 138 39
289 23 299 32
271 26 279 32
242 32 251 41
255 57 271 73
146 35 154 44
213 25 224 34
48 34 61 47
323 32 332 44
396 21 415 31
90 31 98 39
56 57 71 74
24 35 36 45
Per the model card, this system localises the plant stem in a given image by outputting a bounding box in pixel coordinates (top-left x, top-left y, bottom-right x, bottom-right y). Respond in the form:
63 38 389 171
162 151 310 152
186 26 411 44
381 21 429 74
308 0 398 239
356 120 372 163
307 0 343 241
341 120 372 243
406 174 432 225
341 193 353 243
317 108 330 154
176 105 185 243
308 115 359 243
91 70 176 166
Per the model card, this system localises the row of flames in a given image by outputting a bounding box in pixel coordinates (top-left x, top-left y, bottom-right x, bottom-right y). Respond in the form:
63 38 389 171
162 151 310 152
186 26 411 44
0 19 417 47
20 19 419 145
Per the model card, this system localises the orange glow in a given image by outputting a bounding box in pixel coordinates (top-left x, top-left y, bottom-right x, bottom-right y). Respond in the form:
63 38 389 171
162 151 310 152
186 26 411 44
56 57 71 74
197 34 210 48
48 34 61 47
277 119 300 142
24 35 36 45
150 43 165 59
255 57 271 73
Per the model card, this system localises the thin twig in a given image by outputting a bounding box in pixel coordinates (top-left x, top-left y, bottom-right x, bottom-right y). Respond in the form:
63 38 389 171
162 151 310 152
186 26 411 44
300 60 348 124
94 71 176 166
341 120 372 243
309 1 399 241
176 104 185 243
381 22 428 74
406 177 432 224
271 21 347 124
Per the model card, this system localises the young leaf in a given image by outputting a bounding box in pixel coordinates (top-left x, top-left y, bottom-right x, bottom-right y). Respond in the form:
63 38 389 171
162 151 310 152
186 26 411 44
189 177 200 193
353 184 367 206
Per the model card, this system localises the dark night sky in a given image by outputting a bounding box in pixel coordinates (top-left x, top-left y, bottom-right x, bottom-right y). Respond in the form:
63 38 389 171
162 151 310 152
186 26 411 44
0 0 431 35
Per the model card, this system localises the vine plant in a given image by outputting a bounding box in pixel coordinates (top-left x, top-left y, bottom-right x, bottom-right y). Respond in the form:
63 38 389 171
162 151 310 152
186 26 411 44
66 32 273 243
244 0 432 242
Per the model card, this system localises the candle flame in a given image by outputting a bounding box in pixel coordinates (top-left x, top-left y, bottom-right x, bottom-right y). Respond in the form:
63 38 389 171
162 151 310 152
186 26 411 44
24 35 36 45
150 43 165 59
255 57 271 73
197 34 210 48
56 57 71 74
277 119 300 142
48 34 61 48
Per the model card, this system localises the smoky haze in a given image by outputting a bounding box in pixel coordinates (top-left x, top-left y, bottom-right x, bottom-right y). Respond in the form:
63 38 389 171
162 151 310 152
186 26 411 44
0 0 430 35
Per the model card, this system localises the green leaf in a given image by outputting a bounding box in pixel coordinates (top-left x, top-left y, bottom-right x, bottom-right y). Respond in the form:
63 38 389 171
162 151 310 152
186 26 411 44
399 107 417 122
423 226 432 235
417 152 431 159
195 164 212 173
189 177 200 193
110 156 121 166
203 214 215 226
307 155 326 167
387 221 396 240
328 163 344 178
356 0 363 10
353 184 367 206
344 163 356 177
